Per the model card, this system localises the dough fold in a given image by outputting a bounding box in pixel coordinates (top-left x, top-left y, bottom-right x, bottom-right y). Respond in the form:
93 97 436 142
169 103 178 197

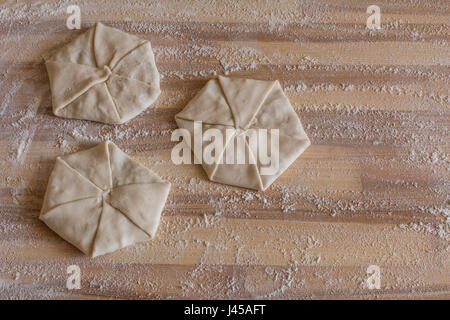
45 22 161 124
175 76 310 191
40 141 171 257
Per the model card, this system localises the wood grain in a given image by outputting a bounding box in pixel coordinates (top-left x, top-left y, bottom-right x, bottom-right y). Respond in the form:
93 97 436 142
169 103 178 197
0 0 448 299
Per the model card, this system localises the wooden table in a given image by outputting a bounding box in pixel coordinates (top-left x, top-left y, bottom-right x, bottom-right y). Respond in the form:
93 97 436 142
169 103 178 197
0 0 448 299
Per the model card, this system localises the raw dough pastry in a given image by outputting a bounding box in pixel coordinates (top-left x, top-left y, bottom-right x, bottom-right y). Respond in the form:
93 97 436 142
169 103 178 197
40 141 171 257
45 22 160 124
175 76 310 191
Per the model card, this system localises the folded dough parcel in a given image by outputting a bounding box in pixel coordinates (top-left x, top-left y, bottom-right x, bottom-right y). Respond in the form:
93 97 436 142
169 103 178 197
45 22 161 124
40 141 171 257
175 76 310 191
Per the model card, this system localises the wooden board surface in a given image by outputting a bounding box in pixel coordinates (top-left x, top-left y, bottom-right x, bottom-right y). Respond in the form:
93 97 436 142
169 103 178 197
0 0 449 299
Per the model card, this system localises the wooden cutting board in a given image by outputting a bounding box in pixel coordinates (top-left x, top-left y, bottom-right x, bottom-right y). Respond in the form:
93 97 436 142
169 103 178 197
0 0 448 299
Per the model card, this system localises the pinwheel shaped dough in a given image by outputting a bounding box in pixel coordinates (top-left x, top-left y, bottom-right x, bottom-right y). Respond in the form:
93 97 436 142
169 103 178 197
40 141 171 257
45 22 160 124
175 76 310 191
